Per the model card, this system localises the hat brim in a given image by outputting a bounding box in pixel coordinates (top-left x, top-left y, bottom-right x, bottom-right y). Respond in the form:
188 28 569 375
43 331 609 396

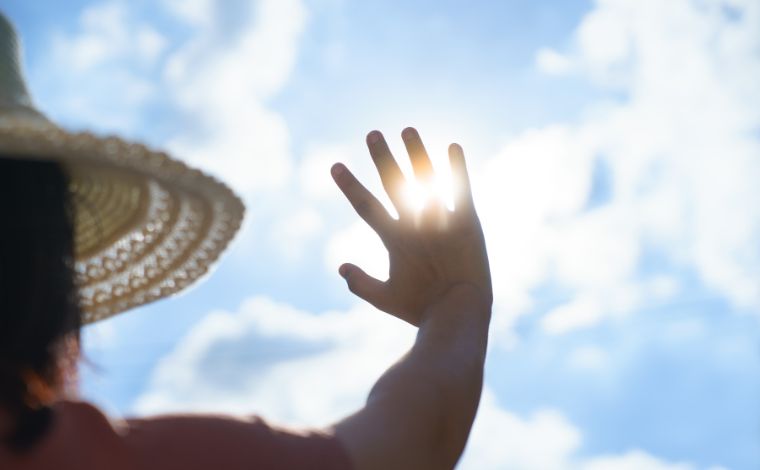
0 120 245 323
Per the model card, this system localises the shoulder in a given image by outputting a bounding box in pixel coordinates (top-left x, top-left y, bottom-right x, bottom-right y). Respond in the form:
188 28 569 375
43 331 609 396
53 400 124 443
123 412 353 470
50 401 353 470
0 401 134 470
54 400 111 427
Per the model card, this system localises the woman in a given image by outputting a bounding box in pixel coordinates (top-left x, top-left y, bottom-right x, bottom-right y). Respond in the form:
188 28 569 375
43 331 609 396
0 11 492 470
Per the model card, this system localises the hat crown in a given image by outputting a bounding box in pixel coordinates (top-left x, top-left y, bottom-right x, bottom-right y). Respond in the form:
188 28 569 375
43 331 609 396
0 12 34 109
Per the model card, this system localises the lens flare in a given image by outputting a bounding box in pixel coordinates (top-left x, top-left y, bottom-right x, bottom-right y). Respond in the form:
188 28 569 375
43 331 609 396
403 180 429 212
403 176 455 212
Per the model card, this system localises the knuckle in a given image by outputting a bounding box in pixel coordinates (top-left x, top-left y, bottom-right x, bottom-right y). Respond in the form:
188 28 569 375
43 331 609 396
347 277 362 295
354 199 373 218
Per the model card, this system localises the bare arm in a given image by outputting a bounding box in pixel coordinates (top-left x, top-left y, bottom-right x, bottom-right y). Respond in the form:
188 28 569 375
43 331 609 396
327 128 492 470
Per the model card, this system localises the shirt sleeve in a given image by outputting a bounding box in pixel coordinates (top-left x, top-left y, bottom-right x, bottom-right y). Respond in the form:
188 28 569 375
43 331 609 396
121 413 354 470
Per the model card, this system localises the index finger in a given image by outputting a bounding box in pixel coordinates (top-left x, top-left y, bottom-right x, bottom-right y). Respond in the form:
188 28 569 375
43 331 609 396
332 163 394 237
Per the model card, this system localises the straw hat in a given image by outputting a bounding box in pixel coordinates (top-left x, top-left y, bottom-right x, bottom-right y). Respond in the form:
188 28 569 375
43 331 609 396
0 12 245 323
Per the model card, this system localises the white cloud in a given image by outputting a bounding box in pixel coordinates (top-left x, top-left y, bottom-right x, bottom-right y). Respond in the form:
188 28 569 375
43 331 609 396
53 2 166 72
581 450 694 470
324 220 389 282
463 391 707 470
135 25 168 66
270 207 324 262
35 0 297 218
298 144 355 202
535 48 574 75
135 295 705 469
474 124 601 337
461 390 582 470
542 296 604 336
281 139 390 264
161 0 213 26
37 0 306 195
64 2 127 71
134 295 415 425
37 1 166 132
476 0 760 340
567 345 609 371
161 0 308 198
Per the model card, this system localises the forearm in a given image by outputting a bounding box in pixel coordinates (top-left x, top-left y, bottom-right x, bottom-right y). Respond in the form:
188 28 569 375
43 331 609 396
335 285 491 469
406 285 490 460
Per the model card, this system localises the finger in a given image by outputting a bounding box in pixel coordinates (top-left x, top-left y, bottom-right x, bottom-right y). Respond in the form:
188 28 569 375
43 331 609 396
332 163 394 236
339 263 389 309
448 143 474 212
366 130 409 217
402 127 435 183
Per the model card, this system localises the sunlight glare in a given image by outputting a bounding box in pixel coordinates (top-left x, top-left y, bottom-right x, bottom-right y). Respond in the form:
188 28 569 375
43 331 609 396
403 176 456 212
403 179 429 212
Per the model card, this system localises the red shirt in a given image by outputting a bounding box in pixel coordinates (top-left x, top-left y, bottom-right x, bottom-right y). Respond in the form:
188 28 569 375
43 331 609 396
0 401 353 469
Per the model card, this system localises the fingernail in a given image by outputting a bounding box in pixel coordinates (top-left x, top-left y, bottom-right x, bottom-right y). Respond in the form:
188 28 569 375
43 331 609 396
338 265 350 278
331 163 345 178
367 131 381 144
402 127 416 139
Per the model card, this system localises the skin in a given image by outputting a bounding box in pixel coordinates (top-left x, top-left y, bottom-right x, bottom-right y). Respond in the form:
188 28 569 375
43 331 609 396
329 128 492 469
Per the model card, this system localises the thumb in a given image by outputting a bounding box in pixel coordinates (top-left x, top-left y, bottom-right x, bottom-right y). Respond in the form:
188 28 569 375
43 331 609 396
339 263 388 309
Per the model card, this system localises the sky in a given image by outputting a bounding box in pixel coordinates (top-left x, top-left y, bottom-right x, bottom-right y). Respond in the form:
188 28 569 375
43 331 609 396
3 0 759 468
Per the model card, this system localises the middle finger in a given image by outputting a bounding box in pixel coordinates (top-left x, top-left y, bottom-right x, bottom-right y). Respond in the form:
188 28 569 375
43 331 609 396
367 130 409 218
401 127 435 184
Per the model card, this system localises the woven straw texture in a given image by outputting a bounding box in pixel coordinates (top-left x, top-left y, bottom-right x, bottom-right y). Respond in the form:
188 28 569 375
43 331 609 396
0 11 245 323
0 118 246 323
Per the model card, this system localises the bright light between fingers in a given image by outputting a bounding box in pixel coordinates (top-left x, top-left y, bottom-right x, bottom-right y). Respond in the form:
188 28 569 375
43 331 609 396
436 176 456 211
403 180 429 212
403 177 456 212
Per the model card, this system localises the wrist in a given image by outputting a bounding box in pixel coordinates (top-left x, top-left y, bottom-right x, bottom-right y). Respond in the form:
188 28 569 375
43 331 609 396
420 283 492 329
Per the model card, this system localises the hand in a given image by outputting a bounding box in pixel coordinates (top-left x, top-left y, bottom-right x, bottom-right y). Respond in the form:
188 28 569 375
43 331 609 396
332 127 492 326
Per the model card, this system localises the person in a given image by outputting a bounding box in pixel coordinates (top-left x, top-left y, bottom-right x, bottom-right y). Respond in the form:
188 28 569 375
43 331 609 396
0 10 492 470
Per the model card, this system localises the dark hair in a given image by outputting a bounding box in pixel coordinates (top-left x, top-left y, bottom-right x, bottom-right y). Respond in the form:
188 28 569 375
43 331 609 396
0 157 82 452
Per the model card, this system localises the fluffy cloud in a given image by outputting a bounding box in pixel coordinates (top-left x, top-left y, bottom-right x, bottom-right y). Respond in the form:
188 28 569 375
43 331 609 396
464 390 704 470
314 0 760 342
36 0 307 199
161 0 213 26
581 451 696 470
134 295 416 424
161 0 307 197
35 0 313 270
35 1 166 132
135 295 705 469
471 0 760 339
324 220 389 282
462 390 582 469
298 143 356 202
57 2 165 72
270 207 324 262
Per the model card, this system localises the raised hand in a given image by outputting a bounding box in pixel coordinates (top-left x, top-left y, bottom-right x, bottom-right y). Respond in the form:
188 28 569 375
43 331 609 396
331 127 492 326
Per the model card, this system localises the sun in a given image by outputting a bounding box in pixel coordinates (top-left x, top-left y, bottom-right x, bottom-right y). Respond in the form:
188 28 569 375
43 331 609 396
402 175 456 213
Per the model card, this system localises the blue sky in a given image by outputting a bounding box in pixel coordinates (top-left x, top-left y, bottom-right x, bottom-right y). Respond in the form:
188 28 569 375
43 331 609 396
3 1 759 468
